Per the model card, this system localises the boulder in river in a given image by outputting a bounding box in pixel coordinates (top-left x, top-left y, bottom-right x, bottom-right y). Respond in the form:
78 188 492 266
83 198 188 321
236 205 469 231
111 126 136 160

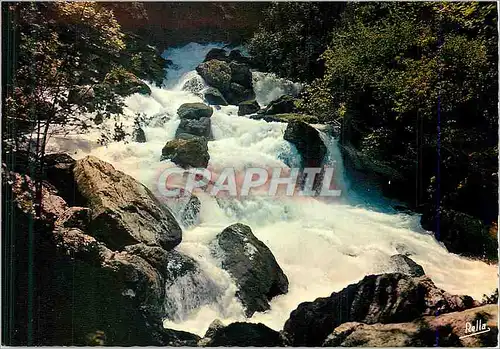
284 120 326 167
199 321 285 347
388 254 425 277
161 137 210 169
211 223 289 317
177 102 214 120
228 49 253 65
238 100 260 116
176 117 213 140
73 156 182 251
196 59 232 93
261 94 298 115
204 87 228 106
133 127 147 143
204 48 228 62
283 272 476 346
229 61 252 89
225 82 255 105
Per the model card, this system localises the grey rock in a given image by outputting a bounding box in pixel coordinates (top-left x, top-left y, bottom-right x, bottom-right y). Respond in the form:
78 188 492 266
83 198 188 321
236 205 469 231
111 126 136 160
161 137 210 169
177 103 213 120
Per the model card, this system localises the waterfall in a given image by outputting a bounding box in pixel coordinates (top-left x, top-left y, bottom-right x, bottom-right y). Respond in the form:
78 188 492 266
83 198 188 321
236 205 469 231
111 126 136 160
47 43 497 336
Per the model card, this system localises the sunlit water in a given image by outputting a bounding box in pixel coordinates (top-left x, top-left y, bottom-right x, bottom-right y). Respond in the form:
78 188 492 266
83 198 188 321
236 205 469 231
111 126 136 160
47 43 497 336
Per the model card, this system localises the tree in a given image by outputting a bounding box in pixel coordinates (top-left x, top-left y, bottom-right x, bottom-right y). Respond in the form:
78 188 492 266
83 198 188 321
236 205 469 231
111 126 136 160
2 2 166 215
248 2 345 82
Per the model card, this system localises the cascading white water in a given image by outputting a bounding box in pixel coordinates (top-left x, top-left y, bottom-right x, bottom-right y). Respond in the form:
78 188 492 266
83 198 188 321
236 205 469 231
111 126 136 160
47 43 497 336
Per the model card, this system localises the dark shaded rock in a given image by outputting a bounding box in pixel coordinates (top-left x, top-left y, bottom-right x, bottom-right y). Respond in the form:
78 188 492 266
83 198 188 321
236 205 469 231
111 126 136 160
284 121 326 167
176 132 199 140
204 48 228 62
55 206 92 231
204 87 228 106
225 82 255 105
133 127 147 143
177 102 213 120
176 117 213 140
43 153 83 206
201 322 285 347
238 100 260 116
230 61 252 89
211 223 289 317
388 254 425 277
180 194 201 227
261 94 298 115
161 137 210 169
283 273 476 346
124 243 222 321
250 113 318 124
228 49 253 65
421 207 497 261
159 328 201 347
196 59 232 93
73 156 182 251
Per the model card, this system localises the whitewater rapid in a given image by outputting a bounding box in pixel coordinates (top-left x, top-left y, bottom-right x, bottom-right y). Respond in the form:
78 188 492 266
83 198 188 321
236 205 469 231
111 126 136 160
47 43 497 336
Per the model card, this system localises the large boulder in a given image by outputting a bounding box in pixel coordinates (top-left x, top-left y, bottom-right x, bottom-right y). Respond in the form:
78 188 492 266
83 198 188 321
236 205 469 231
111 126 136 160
196 59 232 93
73 156 182 251
176 117 213 139
229 61 252 89
261 94 298 115
283 273 476 346
228 49 253 65
225 82 255 105
238 100 260 116
204 87 228 106
204 48 228 62
284 121 326 167
161 137 210 169
199 321 285 347
211 223 289 317
322 304 498 347
125 243 221 322
177 103 213 120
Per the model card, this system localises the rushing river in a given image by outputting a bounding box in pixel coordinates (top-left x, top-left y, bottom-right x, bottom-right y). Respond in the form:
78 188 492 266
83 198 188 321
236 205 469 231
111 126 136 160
47 42 497 336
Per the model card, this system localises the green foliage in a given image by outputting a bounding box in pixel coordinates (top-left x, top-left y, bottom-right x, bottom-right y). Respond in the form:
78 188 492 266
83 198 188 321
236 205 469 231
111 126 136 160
248 2 345 82
299 2 497 225
3 2 167 178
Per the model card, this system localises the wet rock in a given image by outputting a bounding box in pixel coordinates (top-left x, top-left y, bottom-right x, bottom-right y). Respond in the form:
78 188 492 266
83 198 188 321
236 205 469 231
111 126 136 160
228 49 253 65
388 254 425 277
200 322 285 347
204 87 228 106
133 127 147 143
176 117 213 139
161 137 210 169
225 82 255 105
204 48 228 62
196 59 232 93
284 120 326 167
211 223 289 317
73 156 182 251
251 113 318 124
230 61 252 89
261 94 298 115
159 328 201 347
283 273 476 346
238 100 260 116
180 194 201 227
177 102 213 120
